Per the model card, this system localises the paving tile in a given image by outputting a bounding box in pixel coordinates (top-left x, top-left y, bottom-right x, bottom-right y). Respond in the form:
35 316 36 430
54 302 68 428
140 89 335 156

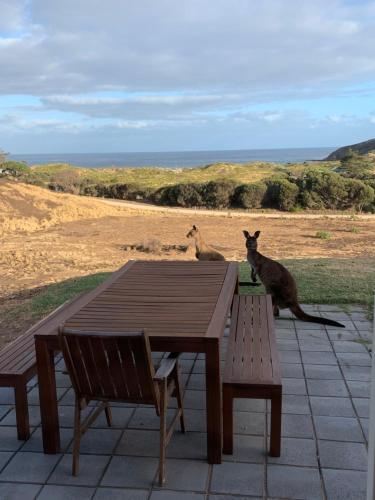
91 406 135 428
318 440 367 471
0 427 24 451
0 388 16 405
352 398 370 418
37 484 95 499
128 407 174 430
154 459 209 491
301 351 337 365
268 437 317 467
328 330 360 342
307 379 349 397
314 416 364 442
304 364 342 380
27 386 67 406
0 405 41 427
182 390 206 409
341 365 371 381
267 464 322 499
299 341 332 352
297 330 329 341
116 429 159 457
337 352 371 367
360 418 369 440
0 405 11 421
187 375 206 390
48 454 110 486
323 469 366 500
276 339 299 350
347 381 370 398
0 451 13 472
354 320 373 331
274 414 314 439
279 351 301 364
295 321 324 330
310 396 355 417
0 452 61 483
282 378 307 395
211 462 263 496
223 435 265 463
183 410 207 432
332 341 368 353
0 483 42 499
275 329 297 340
68 428 122 454
21 428 72 453
150 491 205 500
101 456 158 488
281 363 304 378
94 488 149 499
234 399 265 412
209 496 260 500
282 395 310 414
234 411 265 435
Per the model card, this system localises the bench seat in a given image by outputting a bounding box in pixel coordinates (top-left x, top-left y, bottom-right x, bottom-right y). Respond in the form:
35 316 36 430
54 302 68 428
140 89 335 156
223 294 282 457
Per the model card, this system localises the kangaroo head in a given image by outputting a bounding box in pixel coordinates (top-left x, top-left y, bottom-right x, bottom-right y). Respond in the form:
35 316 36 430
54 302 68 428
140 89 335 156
186 225 199 238
243 230 260 250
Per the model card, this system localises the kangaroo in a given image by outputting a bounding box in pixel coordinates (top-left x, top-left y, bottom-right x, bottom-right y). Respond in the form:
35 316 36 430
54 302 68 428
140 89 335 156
243 230 345 328
186 225 225 261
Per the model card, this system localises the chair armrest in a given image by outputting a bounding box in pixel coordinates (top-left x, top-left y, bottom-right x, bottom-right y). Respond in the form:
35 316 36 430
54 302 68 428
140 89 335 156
153 352 180 382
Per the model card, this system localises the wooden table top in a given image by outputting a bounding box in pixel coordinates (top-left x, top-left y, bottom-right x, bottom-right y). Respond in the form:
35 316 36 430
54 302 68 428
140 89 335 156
61 260 238 341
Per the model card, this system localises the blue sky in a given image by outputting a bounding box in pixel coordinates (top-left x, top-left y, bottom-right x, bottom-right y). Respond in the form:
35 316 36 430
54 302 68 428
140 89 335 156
0 0 375 153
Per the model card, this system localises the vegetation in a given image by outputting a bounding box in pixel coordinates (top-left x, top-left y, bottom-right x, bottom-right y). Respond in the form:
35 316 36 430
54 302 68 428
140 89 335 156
315 231 332 240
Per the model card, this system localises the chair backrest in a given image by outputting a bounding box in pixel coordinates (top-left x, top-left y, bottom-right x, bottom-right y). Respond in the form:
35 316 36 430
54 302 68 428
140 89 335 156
59 328 159 407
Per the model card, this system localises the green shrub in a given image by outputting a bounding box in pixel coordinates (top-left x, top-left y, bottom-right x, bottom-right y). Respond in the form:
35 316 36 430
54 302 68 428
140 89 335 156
344 178 374 211
153 183 204 207
264 178 299 211
297 171 348 209
232 182 267 209
315 230 331 240
0 160 30 176
202 180 236 208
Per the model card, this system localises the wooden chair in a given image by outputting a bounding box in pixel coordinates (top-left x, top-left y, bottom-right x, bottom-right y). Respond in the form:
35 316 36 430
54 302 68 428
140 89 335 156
58 327 185 486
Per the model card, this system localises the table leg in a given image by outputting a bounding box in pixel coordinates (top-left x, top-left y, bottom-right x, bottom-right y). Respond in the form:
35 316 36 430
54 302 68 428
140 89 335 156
35 338 60 453
205 338 222 464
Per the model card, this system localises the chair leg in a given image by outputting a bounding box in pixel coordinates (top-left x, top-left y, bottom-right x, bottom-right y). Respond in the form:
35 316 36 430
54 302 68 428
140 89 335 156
14 382 30 441
270 390 282 457
158 379 168 487
72 398 82 476
104 403 112 427
222 385 233 455
173 366 185 433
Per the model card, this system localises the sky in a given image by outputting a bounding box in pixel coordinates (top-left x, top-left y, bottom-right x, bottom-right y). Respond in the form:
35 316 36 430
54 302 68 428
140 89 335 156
0 0 375 154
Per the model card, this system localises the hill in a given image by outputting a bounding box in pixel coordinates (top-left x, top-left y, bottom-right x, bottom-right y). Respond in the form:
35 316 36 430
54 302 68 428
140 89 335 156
0 179 130 236
325 138 375 160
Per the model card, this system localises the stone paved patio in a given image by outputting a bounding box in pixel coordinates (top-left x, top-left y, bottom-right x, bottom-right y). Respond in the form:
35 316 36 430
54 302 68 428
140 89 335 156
0 304 372 499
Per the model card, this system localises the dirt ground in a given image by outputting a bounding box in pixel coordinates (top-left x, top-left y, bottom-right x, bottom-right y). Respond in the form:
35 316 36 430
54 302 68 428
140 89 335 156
1 179 374 302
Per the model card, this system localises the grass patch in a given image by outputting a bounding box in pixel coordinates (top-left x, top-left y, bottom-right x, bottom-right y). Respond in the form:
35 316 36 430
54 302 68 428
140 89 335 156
3 258 374 335
315 230 332 240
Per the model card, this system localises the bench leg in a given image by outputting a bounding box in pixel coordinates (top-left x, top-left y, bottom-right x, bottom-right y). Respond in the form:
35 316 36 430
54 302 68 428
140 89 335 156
270 389 282 457
222 385 233 455
14 381 30 441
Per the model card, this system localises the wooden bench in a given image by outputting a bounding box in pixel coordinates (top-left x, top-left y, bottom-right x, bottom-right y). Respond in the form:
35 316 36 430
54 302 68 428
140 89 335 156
223 294 282 457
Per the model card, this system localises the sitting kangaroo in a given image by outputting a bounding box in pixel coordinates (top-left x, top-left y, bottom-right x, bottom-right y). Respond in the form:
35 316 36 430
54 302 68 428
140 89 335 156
186 225 225 261
243 230 345 328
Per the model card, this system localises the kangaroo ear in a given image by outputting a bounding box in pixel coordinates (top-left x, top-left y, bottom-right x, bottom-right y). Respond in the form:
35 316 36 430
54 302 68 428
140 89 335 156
243 230 250 239
193 225 197 230
254 230 261 238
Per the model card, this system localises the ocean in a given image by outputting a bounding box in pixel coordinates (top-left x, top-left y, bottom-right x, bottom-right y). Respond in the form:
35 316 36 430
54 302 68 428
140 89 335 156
11 147 335 169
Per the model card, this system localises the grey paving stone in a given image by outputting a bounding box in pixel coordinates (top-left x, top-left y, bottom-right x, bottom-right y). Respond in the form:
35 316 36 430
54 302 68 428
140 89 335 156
150 491 205 500
281 363 304 378
234 398 265 412
278 414 314 438
0 426 24 451
116 429 159 457
182 390 206 409
280 351 301 364
295 321 324 330
0 451 13 471
27 386 67 406
0 405 11 421
268 437 318 467
68 428 122 454
354 320 372 331
154 459 209 491
307 379 349 397
91 407 135 428
360 418 369 440
304 364 343 380
223 435 265 463
21 427 72 453
0 451 61 483
101 456 158 488
347 381 370 398
323 468 366 500
282 378 307 395
55 371 72 388
310 396 355 417
318 440 367 471
314 416 364 442
341 365 371 381
0 388 15 405
275 329 297 340
299 341 332 352
0 483 42 499
94 488 149 499
276 339 299 351
187 374 205 390
209 496 260 500
352 398 370 418
37 484 95 500
337 352 371 367
183 409 207 432
211 462 263 496
326 320 356 330
274 319 295 329
332 341 368 353
128 407 175 430
0 405 41 427
179 359 195 373
234 411 265 435
267 464 322 499
48 454 110 486
328 330 360 341
192 360 205 373
297 329 329 341
301 351 337 365
282 395 310 414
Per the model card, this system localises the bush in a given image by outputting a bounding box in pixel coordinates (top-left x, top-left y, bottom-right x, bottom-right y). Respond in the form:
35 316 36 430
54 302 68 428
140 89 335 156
153 183 204 207
232 182 267 209
297 171 348 210
344 178 374 212
315 230 331 240
0 160 30 177
202 180 236 208
264 178 299 211
49 169 81 194
340 149 374 176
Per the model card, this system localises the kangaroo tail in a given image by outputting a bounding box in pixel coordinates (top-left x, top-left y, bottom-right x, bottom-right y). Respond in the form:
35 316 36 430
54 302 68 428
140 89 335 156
290 303 345 328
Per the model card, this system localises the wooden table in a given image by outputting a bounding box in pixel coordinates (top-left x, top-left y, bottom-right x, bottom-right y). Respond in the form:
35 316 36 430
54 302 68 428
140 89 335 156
35 260 238 464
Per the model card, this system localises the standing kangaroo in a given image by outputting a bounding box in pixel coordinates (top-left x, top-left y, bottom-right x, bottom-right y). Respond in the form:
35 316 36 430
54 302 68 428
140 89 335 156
243 230 345 328
186 225 225 261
